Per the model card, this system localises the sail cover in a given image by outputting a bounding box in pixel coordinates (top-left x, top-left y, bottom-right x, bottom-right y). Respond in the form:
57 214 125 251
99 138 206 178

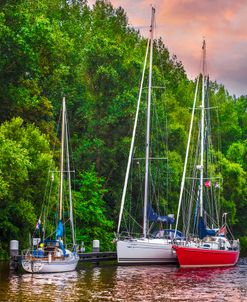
56 220 64 238
147 204 175 224
198 216 216 239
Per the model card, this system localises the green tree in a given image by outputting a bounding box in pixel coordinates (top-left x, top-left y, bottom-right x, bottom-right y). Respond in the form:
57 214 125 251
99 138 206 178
0 117 54 256
74 168 114 251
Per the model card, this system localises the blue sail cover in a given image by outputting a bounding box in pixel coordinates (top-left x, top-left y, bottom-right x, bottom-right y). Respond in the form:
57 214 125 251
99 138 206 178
59 241 66 256
198 216 216 239
56 220 64 239
147 204 175 224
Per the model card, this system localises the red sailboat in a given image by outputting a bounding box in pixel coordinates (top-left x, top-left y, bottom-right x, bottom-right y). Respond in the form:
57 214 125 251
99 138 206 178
173 245 239 268
173 223 239 268
172 40 240 268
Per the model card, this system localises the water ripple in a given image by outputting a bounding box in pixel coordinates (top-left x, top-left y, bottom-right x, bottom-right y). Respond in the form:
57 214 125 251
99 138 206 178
1 260 247 301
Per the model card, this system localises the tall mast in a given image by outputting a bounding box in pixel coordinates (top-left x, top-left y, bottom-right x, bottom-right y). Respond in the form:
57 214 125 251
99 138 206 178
59 97 66 220
143 7 155 238
199 40 206 217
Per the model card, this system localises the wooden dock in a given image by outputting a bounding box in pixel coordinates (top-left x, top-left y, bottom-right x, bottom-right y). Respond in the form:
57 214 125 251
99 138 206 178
78 252 117 262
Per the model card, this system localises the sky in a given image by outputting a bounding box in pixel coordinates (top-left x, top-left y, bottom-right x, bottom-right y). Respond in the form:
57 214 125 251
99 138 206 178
89 0 247 96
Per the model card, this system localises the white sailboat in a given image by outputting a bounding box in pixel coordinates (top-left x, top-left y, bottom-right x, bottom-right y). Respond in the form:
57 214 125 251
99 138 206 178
22 97 79 273
116 7 181 264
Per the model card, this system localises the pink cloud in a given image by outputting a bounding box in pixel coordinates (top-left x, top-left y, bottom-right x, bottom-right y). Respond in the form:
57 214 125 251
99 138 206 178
89 0 247 95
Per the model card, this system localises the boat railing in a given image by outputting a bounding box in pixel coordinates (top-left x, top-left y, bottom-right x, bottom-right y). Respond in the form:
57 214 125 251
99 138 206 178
22 248 46 260
22 249 32 257
22 246 67 260
117 232 145 240
229 239 240 251
173 237 240 251
65 242 79 253
65 243 73 250
172 239 194 246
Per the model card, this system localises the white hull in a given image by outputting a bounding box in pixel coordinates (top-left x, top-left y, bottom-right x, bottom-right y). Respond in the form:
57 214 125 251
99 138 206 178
22 255 79 273
117 238 177 264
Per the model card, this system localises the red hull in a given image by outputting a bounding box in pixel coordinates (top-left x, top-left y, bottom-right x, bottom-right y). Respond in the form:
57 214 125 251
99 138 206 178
172 245 239 268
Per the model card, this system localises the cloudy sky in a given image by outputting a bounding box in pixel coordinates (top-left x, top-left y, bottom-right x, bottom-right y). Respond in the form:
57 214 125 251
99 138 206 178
89 0 247 96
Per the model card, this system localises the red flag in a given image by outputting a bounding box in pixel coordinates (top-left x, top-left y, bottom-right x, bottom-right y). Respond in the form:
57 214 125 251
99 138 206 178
35 218 41 230
204 180 211 188
218 225 226 236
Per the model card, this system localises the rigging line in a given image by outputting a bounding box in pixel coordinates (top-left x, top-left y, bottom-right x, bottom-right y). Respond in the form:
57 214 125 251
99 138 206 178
226 224 235 240
215 106 222 225
150 98 159 211
204 211 218 227
133 157 168 160
64 102 77 238
49 170 75 173
151 7 169 217
185 176 222 180
40 106 63 240
122 211 129 235
164 95 169 216
65 107 76 247
186 124 201 237
204 76 213 219
192 106 218 110
41 106 62 229
175 75 200 236
216 180 221 226
206 79 220 223
44 173 55 240
154 95 167 154
64 104 75 170
149 167 158 212
142 86 166 89
128 152 133 234
124 208 143 230
192 188 200 235
117 36 150 234
64 104 77 240
149 85 165 230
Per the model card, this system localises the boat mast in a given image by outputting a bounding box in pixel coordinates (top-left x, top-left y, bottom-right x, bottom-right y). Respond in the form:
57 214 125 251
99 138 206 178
65 107 76 247
143 7 155 238
59 97 66 221
199 40 206 217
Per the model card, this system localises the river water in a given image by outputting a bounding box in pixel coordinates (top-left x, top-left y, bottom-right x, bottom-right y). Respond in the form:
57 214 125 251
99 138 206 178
0 260 247 301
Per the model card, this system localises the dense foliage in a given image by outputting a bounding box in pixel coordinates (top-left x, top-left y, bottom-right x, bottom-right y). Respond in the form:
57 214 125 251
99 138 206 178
0 0 246 258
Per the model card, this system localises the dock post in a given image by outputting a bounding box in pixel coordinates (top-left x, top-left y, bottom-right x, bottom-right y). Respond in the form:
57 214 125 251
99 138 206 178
9 240 19 270
80 241 85 253
92 240 100 252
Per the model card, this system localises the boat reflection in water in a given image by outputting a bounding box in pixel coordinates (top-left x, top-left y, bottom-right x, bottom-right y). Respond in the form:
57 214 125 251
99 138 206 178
2 262 247 301
9 271 79 301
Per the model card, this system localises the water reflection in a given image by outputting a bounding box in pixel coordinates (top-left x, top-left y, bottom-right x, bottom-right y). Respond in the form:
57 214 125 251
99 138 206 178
1 261 247 301
7 271 79 302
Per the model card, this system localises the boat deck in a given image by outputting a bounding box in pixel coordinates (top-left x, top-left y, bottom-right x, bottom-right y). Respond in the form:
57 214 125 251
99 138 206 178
11 251 117 269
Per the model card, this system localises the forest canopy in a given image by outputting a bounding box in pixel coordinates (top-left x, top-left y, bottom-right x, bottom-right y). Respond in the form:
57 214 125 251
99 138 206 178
0 0 246 258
